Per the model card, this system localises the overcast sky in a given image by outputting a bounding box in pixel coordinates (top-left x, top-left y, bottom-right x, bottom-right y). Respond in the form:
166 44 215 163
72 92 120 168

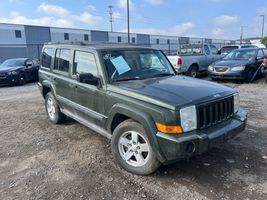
1 0 267 39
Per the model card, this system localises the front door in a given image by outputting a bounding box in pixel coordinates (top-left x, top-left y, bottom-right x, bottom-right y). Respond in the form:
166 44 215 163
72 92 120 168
71 50 105 126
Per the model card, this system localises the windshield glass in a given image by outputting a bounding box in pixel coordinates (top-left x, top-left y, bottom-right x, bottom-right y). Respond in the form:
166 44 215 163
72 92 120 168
101 49 175 82
0 59 25 68
223 49 257 60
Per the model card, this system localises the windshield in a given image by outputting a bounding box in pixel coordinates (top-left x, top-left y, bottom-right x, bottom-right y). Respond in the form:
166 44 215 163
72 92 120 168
0 59 25 68
223 49 257 60
101 49 175 82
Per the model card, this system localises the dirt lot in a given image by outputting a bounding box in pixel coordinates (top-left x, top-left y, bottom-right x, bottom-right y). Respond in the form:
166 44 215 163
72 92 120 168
0 79 267 200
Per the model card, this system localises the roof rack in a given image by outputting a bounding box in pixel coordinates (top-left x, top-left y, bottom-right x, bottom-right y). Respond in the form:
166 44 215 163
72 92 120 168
44 41 138 46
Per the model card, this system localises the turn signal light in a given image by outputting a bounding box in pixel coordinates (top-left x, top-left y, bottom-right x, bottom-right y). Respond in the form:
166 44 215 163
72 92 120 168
156 123 183 134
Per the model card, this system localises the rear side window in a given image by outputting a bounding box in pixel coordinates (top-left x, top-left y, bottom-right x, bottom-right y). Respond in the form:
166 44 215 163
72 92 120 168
257 49 264 59
41 47 54 68
210 45 219 55
54 49 71 72
73 51 98 76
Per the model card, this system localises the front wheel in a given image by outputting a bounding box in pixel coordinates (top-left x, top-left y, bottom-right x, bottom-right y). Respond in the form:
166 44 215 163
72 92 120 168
111 119 160 175
17 73 26 85
45 92 66 124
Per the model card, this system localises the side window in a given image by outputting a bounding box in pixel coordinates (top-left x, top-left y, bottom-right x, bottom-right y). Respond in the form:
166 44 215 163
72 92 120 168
263 49 267 56
73 51 98 76
54 49 71 73
204 45 210 55
41 48 54 68
210 45 219 55
257 49 264 59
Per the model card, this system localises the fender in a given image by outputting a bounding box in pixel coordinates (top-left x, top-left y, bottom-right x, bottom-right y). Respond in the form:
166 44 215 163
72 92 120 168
106 103 167 162
41 80 57 98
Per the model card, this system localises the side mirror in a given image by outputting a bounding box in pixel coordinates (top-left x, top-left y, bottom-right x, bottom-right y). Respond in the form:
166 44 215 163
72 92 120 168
218 50 221 55
77 73 101 87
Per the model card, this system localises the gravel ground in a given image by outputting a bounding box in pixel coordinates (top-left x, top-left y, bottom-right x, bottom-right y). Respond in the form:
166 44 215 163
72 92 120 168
0 79 266 200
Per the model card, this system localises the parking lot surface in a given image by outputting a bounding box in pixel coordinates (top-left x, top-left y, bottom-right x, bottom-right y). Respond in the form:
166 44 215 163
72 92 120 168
0 80 267 200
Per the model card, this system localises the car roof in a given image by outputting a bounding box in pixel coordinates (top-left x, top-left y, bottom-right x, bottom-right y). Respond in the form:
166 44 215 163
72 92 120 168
44 41 156 51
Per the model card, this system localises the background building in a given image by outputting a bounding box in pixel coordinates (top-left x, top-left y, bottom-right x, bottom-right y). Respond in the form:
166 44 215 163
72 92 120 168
0 23 235 62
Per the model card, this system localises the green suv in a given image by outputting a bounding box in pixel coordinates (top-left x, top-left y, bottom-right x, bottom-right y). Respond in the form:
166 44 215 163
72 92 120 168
38 42 247 175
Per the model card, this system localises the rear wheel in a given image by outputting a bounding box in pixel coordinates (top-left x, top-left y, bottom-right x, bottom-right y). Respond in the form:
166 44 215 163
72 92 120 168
45 92 66 124
186 65 198 78
111 119 160 175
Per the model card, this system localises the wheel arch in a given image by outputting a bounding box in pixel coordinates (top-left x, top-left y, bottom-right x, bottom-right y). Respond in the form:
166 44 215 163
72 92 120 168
107 103 166 162
41 80 56 99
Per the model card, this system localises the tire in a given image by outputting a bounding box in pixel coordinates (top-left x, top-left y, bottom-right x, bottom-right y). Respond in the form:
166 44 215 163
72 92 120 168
245 68 255 83
17 73 26 85
111 119 160 175
186 65 198 78
45 92 66 124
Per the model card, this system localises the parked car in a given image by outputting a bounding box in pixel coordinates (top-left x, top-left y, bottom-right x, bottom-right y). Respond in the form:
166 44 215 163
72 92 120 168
220 44 257 57
0 58 39 86
38 42 247 175
208 48 267 82
167 44 222 77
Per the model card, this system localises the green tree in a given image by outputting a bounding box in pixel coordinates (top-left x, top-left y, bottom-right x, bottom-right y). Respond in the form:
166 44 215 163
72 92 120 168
261 36 267 47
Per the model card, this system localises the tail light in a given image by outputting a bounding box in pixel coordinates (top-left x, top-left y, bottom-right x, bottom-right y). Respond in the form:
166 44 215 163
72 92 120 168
262 58 267 65
177 57 182 66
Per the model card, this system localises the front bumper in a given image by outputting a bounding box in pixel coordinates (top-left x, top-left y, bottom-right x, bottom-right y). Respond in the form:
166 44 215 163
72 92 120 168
0 74 18 86
156 108 247 163
209 71 245 80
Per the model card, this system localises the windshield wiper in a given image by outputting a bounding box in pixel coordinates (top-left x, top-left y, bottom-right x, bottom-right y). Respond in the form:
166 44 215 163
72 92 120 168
111 77 143 82
149 73 175 77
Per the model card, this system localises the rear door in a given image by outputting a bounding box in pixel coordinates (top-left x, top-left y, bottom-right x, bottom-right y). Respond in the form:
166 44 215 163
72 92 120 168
256 49 265 74
52 48 73 110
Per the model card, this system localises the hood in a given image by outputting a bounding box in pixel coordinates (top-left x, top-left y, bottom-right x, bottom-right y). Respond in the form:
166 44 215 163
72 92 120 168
213 59 251 67
109 76 235 109
0 66 24 73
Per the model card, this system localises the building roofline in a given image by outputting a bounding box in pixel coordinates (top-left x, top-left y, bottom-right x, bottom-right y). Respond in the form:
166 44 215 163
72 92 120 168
0 22 235 41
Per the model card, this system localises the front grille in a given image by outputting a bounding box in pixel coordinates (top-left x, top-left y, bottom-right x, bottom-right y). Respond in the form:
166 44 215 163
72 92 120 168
0 74 6 79
197 96 234 130
215 66 229 72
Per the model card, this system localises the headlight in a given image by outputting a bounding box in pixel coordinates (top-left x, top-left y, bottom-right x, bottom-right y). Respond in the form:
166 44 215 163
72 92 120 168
208 65 214 71
233 93 239 113
180 105 197 132
231 66 245 71
7 71 18 75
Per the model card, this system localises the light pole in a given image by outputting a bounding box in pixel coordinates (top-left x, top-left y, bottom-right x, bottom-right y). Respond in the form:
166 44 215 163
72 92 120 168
127 0 130 43
109 5 113 32
260 14 265 39
240 26 244 44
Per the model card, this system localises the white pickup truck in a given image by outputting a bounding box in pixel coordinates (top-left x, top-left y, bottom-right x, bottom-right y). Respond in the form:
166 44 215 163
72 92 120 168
167 44 222 77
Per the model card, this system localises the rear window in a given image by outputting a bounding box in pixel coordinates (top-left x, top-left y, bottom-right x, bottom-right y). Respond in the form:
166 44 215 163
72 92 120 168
41 47 54 68
220 46 238 54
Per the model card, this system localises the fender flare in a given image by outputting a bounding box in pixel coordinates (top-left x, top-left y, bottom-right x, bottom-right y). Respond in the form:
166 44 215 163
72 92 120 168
41 80 57 98
106 103 167 162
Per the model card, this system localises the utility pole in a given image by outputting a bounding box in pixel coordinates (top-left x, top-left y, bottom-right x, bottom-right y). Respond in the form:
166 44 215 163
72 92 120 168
108 5 113 32
240 26 244 44
260 14 265 39
127 0 130 43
